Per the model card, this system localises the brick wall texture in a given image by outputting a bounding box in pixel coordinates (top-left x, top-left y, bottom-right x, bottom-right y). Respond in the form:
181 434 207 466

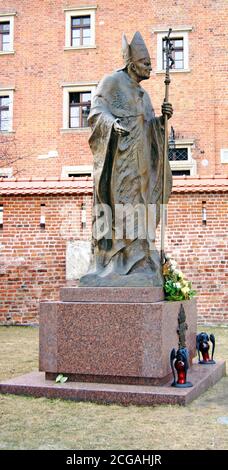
0 191 227 325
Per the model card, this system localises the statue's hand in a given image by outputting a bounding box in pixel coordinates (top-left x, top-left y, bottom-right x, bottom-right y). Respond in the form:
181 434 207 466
114 119 129 136
162 101 173 120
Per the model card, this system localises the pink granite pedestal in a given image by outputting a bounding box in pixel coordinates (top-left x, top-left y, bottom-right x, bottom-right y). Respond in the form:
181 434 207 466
0 287 226 405
39 287 197 385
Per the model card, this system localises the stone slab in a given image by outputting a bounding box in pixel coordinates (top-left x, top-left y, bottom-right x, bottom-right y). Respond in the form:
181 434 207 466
66 241 91 281
39 298 197 382
0 361 225 406
60 286 164 303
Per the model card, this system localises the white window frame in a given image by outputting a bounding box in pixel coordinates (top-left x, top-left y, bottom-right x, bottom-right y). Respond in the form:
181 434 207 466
155 27 192 73
61 83 97 131
169 141 196 176
61 165 93 178
0 167 13 178
0 13 16 54
64 6 96 50
220 149 228 164
0 88 14 132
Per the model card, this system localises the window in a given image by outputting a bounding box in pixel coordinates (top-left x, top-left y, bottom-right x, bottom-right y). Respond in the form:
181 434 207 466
68 172 91 177
0 204 3 229
0 22 10 51
162 37 184 70
69 91 91 128
40 204 46 229
169 147 188 162
71 16 91 47
61 165 93 178
0 89 14 132
62 83 97 131
171 169 191 176
155 27 192 73
168 142 196 176
64 7 96 49
220 149 228 164
0 167 13 178
0 95 10 131
0 14 15 53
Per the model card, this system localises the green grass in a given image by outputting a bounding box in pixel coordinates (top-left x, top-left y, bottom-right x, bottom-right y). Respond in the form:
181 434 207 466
0 325 227 450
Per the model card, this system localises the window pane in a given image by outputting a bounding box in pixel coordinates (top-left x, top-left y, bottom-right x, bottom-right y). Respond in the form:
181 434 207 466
70 106 79 128
81 92 91 102
0 96 9 106
72 17 81 26
70 106 79 118
0 21 10 32
72 36 80 46
174 39 183 48
82 16 90 25
82 36 91 46
81 105 90 127
2 37 10 51
0 109 9 131
175 51 183 61
72 29 80 38
70 117 80 128
70 92 80 104
83 28 91 38
175 60 184 69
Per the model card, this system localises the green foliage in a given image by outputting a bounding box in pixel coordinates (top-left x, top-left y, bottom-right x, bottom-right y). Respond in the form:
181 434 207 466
55 374 68 384
163 257 196 301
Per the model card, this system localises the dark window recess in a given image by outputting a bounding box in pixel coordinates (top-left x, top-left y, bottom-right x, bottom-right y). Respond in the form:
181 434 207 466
0 21 10 52
40 204 46 229
0 95 10 131
163 37 184 70
69 92 91 128
68 173 91 178
172 170 191 176
71 16 91 47
0 204 3 228
81 203 86 229
168 147 188 161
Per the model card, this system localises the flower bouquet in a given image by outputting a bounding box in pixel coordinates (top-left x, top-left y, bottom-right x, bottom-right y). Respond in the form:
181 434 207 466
163 257 196 301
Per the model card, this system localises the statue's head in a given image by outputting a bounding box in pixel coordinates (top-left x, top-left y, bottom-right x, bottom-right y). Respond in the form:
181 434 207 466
122 31 152 81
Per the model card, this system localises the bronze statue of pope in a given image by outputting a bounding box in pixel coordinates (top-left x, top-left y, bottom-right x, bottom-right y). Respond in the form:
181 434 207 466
80 32 173 287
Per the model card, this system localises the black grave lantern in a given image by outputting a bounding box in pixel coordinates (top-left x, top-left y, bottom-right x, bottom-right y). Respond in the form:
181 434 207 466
170 347 193 388
196 332 216 364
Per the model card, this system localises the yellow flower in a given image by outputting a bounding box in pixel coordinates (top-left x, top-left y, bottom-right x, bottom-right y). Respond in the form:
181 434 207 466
181 286 190 295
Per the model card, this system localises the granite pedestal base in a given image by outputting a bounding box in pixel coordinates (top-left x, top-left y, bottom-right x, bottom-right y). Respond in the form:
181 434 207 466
0 287 226 405
0 361 225 406
39 287 197 385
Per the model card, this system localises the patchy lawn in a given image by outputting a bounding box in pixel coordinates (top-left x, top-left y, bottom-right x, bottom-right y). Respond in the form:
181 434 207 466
0 325 227 450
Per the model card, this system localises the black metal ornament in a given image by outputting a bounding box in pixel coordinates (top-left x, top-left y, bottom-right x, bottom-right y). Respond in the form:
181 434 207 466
196 332 216 364
170 347 193 388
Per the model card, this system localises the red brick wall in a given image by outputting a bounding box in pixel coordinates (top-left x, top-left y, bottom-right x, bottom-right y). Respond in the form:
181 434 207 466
0 194 92 324
167 192 228 324
0 0 228 178
0 191 227 325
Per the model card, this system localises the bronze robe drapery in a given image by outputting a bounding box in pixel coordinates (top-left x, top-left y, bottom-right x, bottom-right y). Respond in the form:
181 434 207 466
80 69 172 287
